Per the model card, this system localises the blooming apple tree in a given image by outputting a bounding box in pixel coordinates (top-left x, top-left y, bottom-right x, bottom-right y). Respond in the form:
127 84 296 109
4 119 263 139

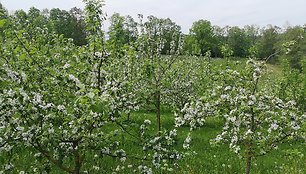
177 59 306 174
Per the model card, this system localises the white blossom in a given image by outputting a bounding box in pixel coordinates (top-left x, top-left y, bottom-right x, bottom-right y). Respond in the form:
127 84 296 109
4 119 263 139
63 63 70 69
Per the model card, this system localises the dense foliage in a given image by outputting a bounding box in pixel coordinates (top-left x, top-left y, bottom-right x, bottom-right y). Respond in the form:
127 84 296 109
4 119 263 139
0 1 305 174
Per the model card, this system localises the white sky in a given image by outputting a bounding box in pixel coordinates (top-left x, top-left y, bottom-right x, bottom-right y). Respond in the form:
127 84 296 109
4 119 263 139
1 0 306 33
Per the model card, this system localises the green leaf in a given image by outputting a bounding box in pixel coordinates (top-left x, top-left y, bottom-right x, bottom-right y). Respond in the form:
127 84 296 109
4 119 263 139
91 101 108 114
0 19 6 28
80 96 88 105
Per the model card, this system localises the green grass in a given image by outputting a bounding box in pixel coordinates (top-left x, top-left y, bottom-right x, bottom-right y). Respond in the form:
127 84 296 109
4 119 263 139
3 111 305 173
127 112 306 174
87 110 306 173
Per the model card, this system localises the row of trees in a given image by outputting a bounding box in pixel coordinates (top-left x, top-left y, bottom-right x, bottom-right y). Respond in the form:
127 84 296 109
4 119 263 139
1 4 87 46
1 3 305 68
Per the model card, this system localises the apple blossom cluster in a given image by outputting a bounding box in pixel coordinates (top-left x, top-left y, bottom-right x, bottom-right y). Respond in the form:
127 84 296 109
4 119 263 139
175 98 216 130
107 120 190 174
139 127 186 173
162 57 201 112
212 91 305 156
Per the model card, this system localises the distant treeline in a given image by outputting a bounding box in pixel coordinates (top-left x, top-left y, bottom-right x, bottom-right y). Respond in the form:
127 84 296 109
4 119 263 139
1 3 305 68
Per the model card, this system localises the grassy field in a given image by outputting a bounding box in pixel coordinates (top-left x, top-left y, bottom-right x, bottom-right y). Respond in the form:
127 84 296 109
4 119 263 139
108 111 306 174
3 111 305 173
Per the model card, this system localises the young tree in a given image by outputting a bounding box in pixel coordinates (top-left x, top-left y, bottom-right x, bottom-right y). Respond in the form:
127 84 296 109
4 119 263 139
176 60 305 174
278 26 306 69
136 14 184 133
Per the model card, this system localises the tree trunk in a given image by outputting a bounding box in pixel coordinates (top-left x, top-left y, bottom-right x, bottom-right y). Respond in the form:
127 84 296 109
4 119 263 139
245 111 255 174
155 90 161 135
245 143 252 174
245 70 258 174
72 142 82 174
127 112 131 121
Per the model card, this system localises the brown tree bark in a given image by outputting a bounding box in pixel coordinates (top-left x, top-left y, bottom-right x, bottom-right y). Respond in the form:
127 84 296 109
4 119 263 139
155 90 161 135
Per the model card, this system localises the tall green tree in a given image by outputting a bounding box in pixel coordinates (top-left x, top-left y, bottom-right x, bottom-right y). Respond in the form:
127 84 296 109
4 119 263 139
189 20 217 56
212 25 226 57
183 34 198 55
258 25 279 61
69 7 87 45
107 13 138 58
142 16 182 55
13 10 28 25
27 7 48 29
124 15 138 43
0 3 7 19
49 8 86 45
227 26 251 57
244 25 260 45
107 13 127 58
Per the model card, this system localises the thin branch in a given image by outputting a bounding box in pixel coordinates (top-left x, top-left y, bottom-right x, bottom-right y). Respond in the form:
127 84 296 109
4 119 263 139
12 29 55 78
113 119 139 139
32 141 74 173
264 51 279 63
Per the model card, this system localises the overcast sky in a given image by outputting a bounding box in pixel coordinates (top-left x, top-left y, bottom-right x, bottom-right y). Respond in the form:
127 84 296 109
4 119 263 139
1 0 305 33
